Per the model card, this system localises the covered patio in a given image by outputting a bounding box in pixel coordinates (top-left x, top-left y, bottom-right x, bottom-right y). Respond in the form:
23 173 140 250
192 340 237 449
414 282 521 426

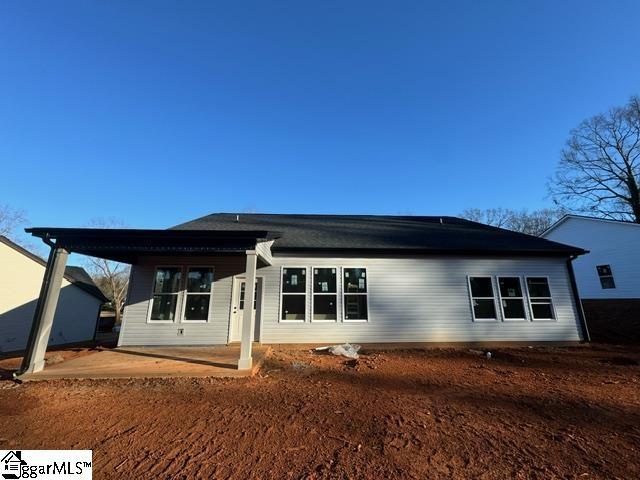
15 227 278 379
21 344 271 380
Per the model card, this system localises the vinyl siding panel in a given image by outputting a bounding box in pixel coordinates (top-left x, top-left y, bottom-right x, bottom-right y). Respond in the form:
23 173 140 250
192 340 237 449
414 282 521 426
543 217 640 299
260 255 582 343
119 253 583 346
118 255 246 346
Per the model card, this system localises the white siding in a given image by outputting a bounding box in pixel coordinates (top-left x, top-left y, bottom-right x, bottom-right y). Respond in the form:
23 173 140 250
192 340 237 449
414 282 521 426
0 242 102 352
255 240 274 265
119 253 584 345
118 255 246 346
543 217 640 299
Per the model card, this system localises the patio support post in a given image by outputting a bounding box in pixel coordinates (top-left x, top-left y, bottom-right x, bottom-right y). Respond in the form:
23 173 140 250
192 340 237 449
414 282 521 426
238 251 257 370
18 245 69 376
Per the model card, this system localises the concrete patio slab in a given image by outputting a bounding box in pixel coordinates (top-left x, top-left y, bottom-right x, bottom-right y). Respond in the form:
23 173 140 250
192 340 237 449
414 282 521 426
21 345 270 380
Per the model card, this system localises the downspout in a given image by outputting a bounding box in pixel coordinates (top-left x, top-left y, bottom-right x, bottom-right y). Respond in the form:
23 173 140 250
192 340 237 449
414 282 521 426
567 255 590 342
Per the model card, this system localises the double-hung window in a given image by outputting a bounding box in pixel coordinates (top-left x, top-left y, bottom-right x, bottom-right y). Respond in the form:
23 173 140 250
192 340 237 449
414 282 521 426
468 276 497 320
596 265 616 289
498 277 527 320
343 268 368 321
526 277 555 320
313 268 337 321
183 267 214 321
281 267 306 321
150 267 182 321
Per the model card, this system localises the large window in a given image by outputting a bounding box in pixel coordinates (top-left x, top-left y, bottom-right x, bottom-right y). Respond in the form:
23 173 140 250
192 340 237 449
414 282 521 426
526 277 555 320
150 267 182 321
343 268 368 321
183 267 214 321
498 277 526 320
281 267 306 321
313 268 337 321
596 265 616 289
468 276 497 320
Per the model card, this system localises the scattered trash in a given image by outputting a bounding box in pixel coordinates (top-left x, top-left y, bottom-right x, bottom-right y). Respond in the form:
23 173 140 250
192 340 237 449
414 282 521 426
486 352 492 360
316 343 361 359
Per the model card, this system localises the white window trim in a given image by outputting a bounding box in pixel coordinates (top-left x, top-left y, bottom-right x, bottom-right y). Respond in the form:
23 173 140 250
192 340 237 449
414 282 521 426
279 266 308 323
467 275 499 322
525 276 557 322
147 265 184 324
311 266 339 323
180 266 215 323
496 276 528 322
342 266 369 322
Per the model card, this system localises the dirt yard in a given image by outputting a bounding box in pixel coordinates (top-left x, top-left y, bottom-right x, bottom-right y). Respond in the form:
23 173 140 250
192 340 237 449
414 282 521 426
1 345 639 479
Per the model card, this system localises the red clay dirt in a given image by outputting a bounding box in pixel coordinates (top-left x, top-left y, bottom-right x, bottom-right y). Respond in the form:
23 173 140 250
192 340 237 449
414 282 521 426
1 345 639 479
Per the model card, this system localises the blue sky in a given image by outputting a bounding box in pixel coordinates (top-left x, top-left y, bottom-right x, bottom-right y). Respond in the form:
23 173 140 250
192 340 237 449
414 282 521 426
1 0 639 232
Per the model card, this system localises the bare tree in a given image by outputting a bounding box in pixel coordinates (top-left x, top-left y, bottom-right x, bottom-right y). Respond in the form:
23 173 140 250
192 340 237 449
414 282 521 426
460 208 512 228
0 204 27 238
549 95 640 223
84 218 130 324
460 207 565 236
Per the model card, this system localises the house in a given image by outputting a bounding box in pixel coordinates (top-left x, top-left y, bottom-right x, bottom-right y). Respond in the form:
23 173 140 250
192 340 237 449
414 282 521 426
0 236 107 353
17 213 588 375
542 215 640 343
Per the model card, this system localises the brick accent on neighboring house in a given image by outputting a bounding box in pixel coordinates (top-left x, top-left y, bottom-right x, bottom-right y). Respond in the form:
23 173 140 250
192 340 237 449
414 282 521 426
582 299 640 344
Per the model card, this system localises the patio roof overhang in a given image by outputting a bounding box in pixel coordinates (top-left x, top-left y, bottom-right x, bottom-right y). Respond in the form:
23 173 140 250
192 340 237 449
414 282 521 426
18 226 279 378
25 227 281 264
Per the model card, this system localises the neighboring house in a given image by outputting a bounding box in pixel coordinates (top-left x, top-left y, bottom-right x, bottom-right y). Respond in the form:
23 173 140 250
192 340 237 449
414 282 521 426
115 213 589 346
542 215 640 343
0 236 107 353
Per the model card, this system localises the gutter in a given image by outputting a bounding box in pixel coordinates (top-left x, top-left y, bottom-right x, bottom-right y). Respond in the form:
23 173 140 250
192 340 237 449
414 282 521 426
567 255 591 342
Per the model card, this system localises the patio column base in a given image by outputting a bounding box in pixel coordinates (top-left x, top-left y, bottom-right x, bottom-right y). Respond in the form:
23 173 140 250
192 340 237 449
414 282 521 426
237 357 253 370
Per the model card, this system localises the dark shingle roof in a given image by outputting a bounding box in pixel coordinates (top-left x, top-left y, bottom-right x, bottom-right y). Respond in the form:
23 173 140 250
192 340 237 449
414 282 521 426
63 266 109 302
172 213 585 256
0 236 108 302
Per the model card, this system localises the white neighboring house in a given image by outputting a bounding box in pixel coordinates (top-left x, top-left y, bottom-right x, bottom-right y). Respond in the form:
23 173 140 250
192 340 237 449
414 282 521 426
542 215 640 299
0 236 107 353
542 215 640 342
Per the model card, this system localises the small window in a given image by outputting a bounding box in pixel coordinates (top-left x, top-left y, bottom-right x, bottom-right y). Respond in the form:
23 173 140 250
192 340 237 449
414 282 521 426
498 277 526 320
239 281 257 310
526 277 555 320
343 268 368 321
468 276 497 320
183 267 214 321
313 268 337 321
596 265 616 289
150 267 182 321
281 268 306 321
